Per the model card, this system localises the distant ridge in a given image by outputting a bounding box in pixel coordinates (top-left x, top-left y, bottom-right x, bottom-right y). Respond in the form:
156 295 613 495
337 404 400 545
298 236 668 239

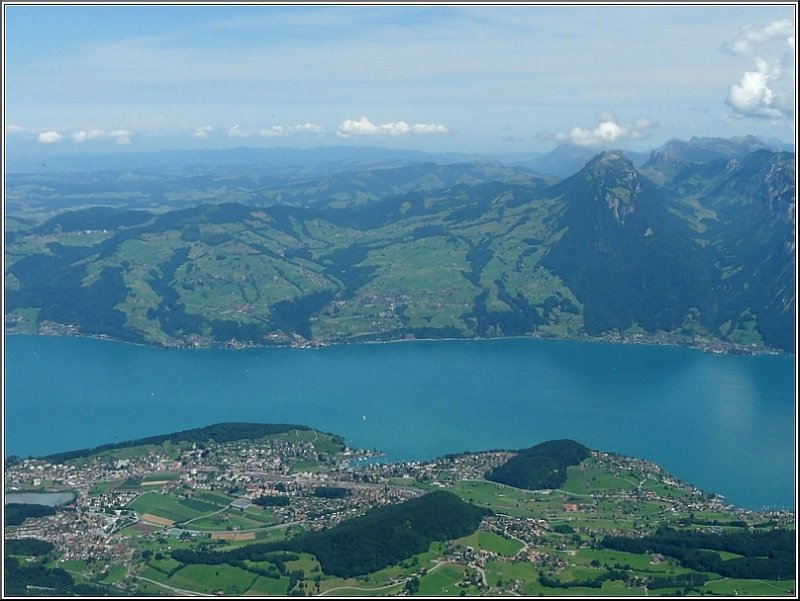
6 136 795 353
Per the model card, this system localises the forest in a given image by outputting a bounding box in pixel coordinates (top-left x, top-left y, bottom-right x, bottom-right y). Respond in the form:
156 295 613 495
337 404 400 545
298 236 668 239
602 527 795 580
171 491 489 578
43 422 312 462
486 439 591 490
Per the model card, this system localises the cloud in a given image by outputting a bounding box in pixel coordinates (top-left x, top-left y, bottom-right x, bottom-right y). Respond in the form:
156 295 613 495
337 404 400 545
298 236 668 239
109 129 133 144
259 123 325 137
539 113 657 147
726 58 788 120
259 125 289 138
37 131 63 144
295 122 325 134
724 19 794 56
60 128 135 144
227 124 251 138
192 126 213 139
71 129 105 143
6 124 25 133
227 122 325 138
337 116 448 137
724 19 795 122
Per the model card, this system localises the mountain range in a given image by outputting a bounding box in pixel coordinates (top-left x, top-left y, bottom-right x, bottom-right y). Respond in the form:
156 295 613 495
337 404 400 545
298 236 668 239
4 136 796 353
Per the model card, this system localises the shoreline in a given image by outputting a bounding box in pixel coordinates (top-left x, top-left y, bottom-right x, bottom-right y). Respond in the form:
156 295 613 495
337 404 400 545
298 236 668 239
5 336 794 511
4 327 790 357
7 431 795 515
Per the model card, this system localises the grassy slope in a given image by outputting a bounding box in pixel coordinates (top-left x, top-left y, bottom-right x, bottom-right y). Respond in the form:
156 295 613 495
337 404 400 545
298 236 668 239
4 151 794 352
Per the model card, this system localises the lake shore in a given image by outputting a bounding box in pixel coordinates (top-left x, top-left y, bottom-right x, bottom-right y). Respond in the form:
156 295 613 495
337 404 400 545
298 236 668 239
4 324 789 357
6 332 794 509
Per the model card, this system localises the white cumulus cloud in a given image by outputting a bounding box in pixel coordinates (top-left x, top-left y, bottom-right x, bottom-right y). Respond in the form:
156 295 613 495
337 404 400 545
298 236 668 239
726 58 788 120
295 122 325 134
724 19 795 122
227 124 251 138
410 122 448 134
62 128 135 144
337 116 448 137
259 126 289 138
6 124 25 134
193 126 213 139
71 129 105 143
37 131 63 144
227 122 324 138
724 19 795 56
109 129 133 144
540 114 657 148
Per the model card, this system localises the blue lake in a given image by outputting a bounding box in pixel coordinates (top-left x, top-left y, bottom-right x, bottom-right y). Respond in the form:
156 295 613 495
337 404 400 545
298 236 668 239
5 492 76 506
4 334 796 510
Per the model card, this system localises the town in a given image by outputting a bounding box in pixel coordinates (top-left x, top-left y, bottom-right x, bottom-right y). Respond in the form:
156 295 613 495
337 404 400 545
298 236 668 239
5 428 795 596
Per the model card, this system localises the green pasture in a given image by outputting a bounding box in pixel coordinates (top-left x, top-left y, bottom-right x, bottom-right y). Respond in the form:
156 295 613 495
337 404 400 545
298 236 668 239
84 442 183 463
167 564 258 596
243 559 280 574
573 548 692 573
142 472 180 482
450 479 554 518
418 563 466 596
129 492 209 523
147 556 182 574
3 307 39 332
100 564 127 584
58 559 88 574
455 530 524 557
179 497 221 514
139 565 170 584
640 480 690 500
562 461 638 495
135 577 176 596
243 506 274 522
291 459 325 473
264 428 329 449
245 575 291 595
702 578 796 596
451 479 526 505
194 491 236 506
284 552 321 574
90 479 123 495
485 558 541 587
186 508 272 531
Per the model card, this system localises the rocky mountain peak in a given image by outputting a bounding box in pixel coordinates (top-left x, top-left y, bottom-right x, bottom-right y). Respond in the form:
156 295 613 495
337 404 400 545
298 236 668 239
579 151 642 224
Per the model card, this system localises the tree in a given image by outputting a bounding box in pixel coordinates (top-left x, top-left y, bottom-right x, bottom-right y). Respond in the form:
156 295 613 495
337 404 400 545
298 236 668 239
405 577 420 595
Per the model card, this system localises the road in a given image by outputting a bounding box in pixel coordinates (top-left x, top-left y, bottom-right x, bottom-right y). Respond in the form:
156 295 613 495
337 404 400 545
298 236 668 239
135 575 215 596
318 581 404 596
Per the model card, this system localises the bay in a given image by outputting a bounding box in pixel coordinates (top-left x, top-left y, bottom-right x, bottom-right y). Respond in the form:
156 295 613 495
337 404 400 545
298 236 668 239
4 334 795 510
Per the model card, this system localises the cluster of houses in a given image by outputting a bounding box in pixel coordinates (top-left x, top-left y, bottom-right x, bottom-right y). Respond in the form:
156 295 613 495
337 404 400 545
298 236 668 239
5 431 793 586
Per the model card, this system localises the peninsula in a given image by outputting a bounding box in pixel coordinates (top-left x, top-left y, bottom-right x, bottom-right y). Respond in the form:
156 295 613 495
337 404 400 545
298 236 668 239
4 423 795 596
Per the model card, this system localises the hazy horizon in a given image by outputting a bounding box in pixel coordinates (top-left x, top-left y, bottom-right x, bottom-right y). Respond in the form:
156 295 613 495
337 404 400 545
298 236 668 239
4 4 796 158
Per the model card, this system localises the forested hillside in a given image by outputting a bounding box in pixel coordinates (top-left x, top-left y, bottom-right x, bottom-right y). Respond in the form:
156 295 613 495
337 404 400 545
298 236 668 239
5 138 795 352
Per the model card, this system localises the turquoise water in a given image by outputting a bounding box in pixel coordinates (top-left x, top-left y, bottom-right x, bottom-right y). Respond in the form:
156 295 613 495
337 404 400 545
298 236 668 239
5 492 76 506
4 334 795 510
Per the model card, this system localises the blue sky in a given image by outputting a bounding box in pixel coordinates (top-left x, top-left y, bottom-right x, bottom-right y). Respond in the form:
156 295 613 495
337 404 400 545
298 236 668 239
3 4 796 155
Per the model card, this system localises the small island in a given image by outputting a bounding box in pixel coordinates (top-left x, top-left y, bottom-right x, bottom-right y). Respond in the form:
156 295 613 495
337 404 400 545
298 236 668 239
4 423 795 597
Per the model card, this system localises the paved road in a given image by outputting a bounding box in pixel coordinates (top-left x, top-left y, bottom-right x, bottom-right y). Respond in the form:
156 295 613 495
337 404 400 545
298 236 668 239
135 575 215 596
318 581 404 596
